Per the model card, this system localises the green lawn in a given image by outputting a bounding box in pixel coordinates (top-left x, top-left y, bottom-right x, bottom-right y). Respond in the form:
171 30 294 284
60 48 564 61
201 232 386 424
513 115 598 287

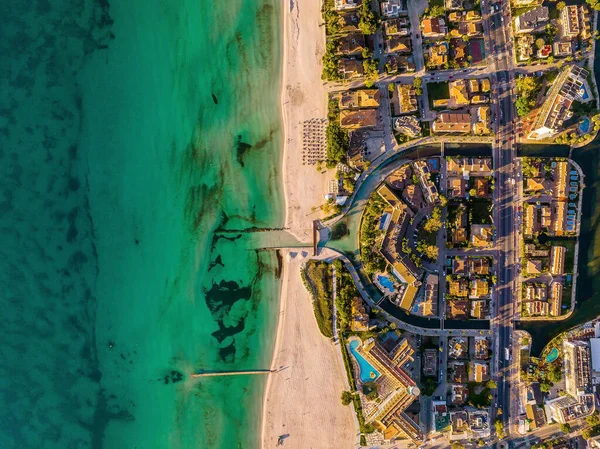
302 260 333 338
427 82 450 108
545 238 577 272
468 199 493 225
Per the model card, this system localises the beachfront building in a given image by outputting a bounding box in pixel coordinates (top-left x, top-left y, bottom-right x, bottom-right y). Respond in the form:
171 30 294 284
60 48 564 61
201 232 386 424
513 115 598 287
514 6 549 34
334 0 360 11
545 394 595 423
356 338 424 443
528 65 589 140
340 89 381 109
377 185 421 311
563 339 592 397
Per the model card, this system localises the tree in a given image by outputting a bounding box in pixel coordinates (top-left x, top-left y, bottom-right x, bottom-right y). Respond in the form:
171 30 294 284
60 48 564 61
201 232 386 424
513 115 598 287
363 59 379 87
439 194 448 207
495 419 506 439
325 122 349 167
535 38 546 50
587 412 600 427
462 34 470 42
557 1 566 9
359 0 378 35
361 47 372 59
430 5 445 17
486 379 497 389
560 423 571 434
583 428 593 440
388 82 395 92
341 390 353 405
322 40 341 81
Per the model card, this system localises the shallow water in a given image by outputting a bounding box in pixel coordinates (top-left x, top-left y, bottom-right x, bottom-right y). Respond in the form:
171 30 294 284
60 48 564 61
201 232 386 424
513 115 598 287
0 0 283 447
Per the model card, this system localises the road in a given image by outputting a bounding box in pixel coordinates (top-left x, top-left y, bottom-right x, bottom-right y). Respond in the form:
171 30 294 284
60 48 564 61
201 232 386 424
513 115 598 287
482 0 521 436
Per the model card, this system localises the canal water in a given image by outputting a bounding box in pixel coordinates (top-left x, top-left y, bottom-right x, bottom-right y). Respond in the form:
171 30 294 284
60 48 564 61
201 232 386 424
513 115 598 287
517 46 600 355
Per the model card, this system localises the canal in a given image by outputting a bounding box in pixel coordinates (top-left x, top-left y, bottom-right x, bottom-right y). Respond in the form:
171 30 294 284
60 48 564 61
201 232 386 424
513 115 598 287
517 46 600 355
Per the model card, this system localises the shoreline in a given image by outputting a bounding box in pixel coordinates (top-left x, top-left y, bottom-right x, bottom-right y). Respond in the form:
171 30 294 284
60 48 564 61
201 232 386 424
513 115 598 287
259 1 356 447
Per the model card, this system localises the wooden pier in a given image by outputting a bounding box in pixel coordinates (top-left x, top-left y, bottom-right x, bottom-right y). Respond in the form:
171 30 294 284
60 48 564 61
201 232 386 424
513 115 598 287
190 369 274 378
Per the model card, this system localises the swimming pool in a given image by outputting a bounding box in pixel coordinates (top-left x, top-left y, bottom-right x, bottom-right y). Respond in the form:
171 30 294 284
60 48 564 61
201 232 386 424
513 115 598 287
580 84 590 101
579 117 591 134
546 347 559 363
349 340 381 383
377 274 395 291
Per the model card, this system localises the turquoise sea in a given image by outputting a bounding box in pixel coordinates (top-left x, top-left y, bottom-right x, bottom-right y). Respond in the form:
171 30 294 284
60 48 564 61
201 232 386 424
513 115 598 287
1 0 283 448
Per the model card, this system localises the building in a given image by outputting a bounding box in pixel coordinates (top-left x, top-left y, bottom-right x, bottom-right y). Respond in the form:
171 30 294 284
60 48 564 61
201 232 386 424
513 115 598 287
397 84 418 114
431 400 451 433
385 54 416 73
383 17 410 36
428 42 449 67
449 80 469 108
338 33 366 55
449 409 491 440
524 300 549 316
545 394 594 423
517 35 535 61
339 58 364 79
413 160 439 203
528 65 589 140
334 0 360 10
446 157 493 175
473 106 491 135
589 338 600 385
449 337 469 359
340 109 378 129
451 384 468 405
564 339 592 397
471 361 490 382
514 6 549 34
351 297 372 331
449 277 469 297
469 279 489 299
470 300 489 319
452 256 467 275
561 5 580 38
381 0 404 18
554 41 572 58
549 281 563 317
357 337 423 443
394 116 421 138
474 337 489 359
423 348 438 376
526 404 547 430
554 161 568 199
340 89 381 109
376 185 421 311
432 111 471 134
550 246 566 275
386 36 412 54
422 18 448 38
420 273 439 316
470 225 494 248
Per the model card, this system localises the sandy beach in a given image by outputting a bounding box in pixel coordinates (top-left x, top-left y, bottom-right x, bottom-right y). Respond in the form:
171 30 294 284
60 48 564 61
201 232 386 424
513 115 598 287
261 251 355 448
260 0 356 447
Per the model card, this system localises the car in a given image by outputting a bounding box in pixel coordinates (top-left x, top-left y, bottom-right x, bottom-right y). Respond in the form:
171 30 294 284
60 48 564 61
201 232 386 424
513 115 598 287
416 34 420 39
569 202 576 207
